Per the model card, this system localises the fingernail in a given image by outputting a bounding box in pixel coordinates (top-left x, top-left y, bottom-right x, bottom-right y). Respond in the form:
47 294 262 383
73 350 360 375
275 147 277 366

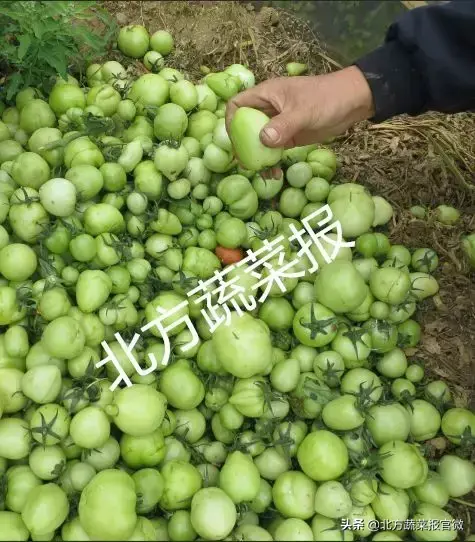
262 126 279 143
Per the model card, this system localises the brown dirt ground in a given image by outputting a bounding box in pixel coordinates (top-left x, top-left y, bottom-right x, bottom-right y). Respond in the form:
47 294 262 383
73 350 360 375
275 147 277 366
104 0 475 525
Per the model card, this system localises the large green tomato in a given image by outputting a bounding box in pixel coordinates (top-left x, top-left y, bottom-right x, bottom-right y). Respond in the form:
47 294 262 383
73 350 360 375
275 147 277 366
314 260 368 313
79 469 137 541
272 471 317 520
49 84 85 115
216 175 259 219
22 483 69 537
370 267 412 305
0 243 37 281
229 107 283 171
19 99 56 133
11 151 50 189
190 487 236 541
297 430 348 481
379 440 428 489
106 384 167 436
0 511 29 541
160 460 202 510
42 316 86 359
118 25 150 58
128 74 169 114
212 312 272 378
86 84 121 116
329 192 375 238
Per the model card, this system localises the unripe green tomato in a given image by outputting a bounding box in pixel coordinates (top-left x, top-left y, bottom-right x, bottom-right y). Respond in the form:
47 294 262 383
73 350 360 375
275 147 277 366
150 30 174 55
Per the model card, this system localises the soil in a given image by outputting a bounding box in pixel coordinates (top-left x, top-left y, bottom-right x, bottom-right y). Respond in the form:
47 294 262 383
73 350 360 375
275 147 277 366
102 0 475 403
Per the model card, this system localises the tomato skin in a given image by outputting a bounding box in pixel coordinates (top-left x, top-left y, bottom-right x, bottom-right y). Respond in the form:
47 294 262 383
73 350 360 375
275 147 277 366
219 451 260 504
272 471 317 519
118 25 150 58
441 407 475 444
297 430 348 481
212 312 272 379
379 440 428 489
79 469 137 540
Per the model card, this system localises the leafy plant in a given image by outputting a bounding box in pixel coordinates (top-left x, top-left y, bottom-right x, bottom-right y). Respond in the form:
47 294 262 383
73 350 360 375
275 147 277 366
0 1 117 101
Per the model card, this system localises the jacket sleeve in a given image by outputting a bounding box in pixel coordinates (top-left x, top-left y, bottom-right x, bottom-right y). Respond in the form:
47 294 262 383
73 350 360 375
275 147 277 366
354 1 475 122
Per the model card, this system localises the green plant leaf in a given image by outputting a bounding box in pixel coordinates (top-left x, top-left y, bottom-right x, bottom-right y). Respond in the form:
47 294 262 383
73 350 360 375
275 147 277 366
17 33 31 59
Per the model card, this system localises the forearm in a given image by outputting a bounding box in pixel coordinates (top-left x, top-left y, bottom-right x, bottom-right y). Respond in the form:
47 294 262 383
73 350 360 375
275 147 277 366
354 1 475 122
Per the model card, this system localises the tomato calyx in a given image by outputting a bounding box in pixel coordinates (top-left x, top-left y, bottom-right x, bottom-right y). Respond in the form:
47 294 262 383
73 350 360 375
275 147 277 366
30 409 62 446
301 375 336 405
299 305 338 342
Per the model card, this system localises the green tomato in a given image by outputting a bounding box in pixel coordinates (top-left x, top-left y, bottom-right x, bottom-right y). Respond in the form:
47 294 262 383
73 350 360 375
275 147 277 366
0 140 23 164
106 384 167 436
132 468 164 514
413 503 457 542
322 394 365 431
42 316 86 359
330 192 375 238
278 187 307 218
229 107 283 171
69 406 110 449
212 312 272 378
292 302 338 347
272 471 317 520
441 407 475 444
21 483 69 537
314 260 368 313
49 84 85 115
252 172 284 200
437 454 475 498
379 440 428 489
259 297 295 331
19 99 56 134
154 103 189 140
21 365 62 404
11 151 50 189
190 487 236 540
128 74 169 115
118 24 150 57
216 217 247 248
314 480 352 519
412 471 449 507
274 518 314 541
219 451 260 504
0 418 31 459
0 243 37 281
160 460 202 510
79 469 137 540
38 177 77 217
150 30 174 55
408 399 441 441
366 403 411 446
159 363 205 410
371 482 409 523
297 430 348 481
154 143 189 181
370 267 411 305
305 177 330 202
28 444 66 481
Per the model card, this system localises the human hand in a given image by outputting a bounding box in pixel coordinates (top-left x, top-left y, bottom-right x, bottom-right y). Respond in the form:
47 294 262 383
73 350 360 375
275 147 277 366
225 66 375 149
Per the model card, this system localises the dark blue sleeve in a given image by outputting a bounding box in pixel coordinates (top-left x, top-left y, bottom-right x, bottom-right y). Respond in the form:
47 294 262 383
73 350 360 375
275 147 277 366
354 1 475 122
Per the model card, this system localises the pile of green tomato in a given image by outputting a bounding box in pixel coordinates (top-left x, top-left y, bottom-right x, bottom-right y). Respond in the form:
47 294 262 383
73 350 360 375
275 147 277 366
0 23 474 542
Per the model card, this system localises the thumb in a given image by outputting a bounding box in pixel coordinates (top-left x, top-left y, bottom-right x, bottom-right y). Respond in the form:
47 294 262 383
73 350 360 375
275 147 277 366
260 112 304 148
